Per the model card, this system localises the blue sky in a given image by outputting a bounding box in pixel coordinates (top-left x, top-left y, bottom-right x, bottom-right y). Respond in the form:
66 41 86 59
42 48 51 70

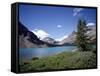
19 4 96 40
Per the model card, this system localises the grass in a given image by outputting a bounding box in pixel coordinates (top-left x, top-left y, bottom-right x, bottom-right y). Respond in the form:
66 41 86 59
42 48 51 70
19 51 96 72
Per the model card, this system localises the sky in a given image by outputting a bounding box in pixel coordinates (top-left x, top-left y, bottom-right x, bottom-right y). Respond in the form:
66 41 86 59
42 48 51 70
19 4 96 40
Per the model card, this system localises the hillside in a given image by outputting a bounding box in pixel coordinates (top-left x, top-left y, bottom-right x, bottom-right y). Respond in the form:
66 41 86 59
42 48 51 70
18 22 54 48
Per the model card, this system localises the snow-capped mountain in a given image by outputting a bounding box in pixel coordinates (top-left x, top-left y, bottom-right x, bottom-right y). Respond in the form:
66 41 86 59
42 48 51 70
42 37 56 44
18 22 56 48
31 25 96 46
32 29 50 40
56 35 68 42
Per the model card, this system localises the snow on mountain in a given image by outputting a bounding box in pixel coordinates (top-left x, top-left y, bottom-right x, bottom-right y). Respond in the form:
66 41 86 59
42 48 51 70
42 37 56 44
86 22 95 26
56 35 68 42
32 29 50 40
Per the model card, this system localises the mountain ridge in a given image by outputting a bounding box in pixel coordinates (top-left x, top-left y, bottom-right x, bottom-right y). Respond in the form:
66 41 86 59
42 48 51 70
41 25 96 45
18 22 55 48
19 22 96 48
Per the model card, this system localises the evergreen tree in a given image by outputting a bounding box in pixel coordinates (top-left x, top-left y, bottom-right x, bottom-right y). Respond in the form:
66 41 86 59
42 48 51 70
76 19 92 51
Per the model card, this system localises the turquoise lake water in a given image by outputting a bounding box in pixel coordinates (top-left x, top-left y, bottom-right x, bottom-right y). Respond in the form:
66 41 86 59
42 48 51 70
19 46 76 60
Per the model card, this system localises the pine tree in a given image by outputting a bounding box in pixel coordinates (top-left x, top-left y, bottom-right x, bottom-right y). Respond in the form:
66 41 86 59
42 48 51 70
76 19 92 51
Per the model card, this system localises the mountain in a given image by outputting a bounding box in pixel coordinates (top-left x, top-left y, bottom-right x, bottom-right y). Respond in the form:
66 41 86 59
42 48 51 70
18 22 54 48
18 22 96 48
60 31 76 45
87 26 96 44
40 25 96 45
32 29 50 40
56 35 68 42
41 37 56 44
60 26 96 45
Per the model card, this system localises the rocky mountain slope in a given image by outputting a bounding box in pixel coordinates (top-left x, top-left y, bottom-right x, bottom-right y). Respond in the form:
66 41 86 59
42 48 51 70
41 37 56 44
18 22 54 48
60 26 96 45
60 31 76 45
87 26 96 44
18 22 96 48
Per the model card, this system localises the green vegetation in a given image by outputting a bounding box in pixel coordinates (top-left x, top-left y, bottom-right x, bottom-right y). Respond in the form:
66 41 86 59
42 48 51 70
19 51 96 72
19 19 96 72
31 57 39 60
76 19 92 51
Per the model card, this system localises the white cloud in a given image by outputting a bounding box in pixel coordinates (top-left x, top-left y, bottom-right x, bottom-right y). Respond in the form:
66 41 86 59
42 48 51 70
73 8 83 16
32 29 50 40
57 25 62 28
56 35 68 41
87 23 95 26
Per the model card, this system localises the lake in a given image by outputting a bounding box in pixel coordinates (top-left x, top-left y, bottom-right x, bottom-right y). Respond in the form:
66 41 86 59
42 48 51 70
19 46 76 60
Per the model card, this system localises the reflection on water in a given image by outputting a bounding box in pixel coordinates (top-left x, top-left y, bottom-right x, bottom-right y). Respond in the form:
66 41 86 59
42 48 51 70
19 46 76 60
